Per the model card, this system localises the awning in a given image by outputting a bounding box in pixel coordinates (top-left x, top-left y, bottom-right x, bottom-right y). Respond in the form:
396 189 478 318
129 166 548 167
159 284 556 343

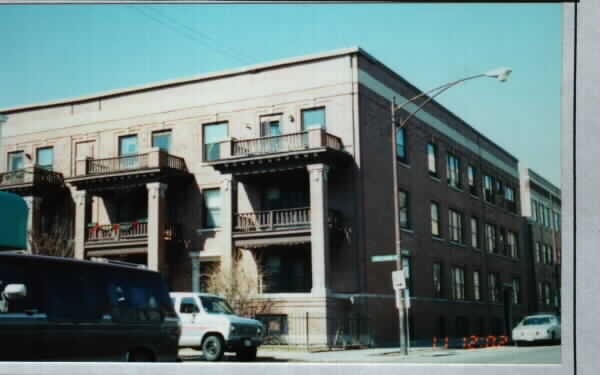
235 235 311 249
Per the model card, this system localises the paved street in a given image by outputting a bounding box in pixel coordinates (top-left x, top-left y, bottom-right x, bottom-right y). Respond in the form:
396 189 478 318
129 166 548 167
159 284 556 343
179 344 560 364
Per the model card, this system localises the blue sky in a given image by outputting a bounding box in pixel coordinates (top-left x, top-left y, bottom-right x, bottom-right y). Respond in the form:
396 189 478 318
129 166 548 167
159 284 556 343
0 3 562 185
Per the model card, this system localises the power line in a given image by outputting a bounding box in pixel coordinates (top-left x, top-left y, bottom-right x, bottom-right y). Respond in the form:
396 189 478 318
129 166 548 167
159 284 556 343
125 5 254 66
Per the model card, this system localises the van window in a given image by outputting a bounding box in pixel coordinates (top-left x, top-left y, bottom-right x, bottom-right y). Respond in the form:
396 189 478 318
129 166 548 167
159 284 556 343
180 297 199 314
45 266 107 322
0 262 40 314
107 271 174 322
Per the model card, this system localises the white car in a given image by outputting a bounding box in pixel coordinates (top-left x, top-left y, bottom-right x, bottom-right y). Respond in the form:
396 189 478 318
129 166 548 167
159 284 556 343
170 292 263 361
512 314 561 345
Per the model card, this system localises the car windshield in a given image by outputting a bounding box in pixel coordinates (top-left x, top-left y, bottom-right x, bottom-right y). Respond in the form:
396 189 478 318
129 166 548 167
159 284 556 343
522 317 551 326
200 296 235 315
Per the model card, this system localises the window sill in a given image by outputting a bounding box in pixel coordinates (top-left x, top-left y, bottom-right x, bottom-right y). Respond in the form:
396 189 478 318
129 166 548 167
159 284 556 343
400 228 414 235
429 174 440 182
448 185 464 193
398 160 411 169
470 194 479 200
432 236 444 242
196 227 222 234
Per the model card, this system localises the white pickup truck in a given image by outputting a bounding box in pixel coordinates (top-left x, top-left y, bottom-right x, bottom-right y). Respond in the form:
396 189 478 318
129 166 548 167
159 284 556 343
170 292 264 361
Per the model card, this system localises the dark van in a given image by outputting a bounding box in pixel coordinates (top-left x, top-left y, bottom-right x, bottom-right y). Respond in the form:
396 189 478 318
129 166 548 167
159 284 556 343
0 253 180 362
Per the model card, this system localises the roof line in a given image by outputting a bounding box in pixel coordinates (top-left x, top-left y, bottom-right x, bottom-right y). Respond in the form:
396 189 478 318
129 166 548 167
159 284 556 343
0 47 362 114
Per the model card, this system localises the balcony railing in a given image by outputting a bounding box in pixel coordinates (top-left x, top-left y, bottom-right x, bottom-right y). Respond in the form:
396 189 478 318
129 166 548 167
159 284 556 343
76 149 187 176
0 167 63 187
234 207 342 234
205 128 344 161
86 221 179 242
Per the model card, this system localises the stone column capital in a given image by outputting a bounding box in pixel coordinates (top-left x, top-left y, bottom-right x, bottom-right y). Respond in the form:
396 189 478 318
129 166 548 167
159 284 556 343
146 182 168 199
74 190 88 206
307 163 330 182
221 174 235 192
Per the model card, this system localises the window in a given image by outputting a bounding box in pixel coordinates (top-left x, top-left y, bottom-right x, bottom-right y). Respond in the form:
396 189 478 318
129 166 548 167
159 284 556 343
203 188 221 228
531 200 538 222
152 130 172 152
470 217 479 249
507 231 518 258
544 283 551 305
489 273 499 303
203 122 228 161
483 175 494 203
553 211 561 231
433 263 442 298
399 190 410 229
498 228 507 255
431 202 441 237
427 143 438 176
36 147 53 170
261 118 282 137
7 151 24 171
538 282 543 305
396 127 407 162
485 223 497 253
262 247 311 293
451 267 465 300
512 278 521 304
473 271 481 301
446 153 461 188
504 186 516 212
535 242 542 263
0 262 40 315
468 165 477 195
448 209 463 243
179 297 200 314
119 135 139 169
301 107 326 130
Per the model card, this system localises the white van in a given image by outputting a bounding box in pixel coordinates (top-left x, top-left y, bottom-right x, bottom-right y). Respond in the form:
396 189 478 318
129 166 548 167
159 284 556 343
170 292 264 361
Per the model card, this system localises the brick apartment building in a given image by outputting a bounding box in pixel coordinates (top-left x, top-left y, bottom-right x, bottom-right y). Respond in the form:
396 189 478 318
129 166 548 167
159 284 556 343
0 47 556 346
519 168 562 316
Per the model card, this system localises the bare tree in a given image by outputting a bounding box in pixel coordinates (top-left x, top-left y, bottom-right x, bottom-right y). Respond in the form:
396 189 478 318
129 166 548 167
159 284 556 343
28 225 74 257
204 252 274 317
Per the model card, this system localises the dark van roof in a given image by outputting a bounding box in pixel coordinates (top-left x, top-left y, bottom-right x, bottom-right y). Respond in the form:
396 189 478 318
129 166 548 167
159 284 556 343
0 252 158 273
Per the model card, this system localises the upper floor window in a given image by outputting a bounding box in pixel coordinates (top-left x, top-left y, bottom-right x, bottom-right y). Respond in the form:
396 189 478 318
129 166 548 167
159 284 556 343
203 122 228 161
535 242 542 263
485 223 497 253
498 228 507 256
504 186 516 212
203 188 221 228
553 211 561 231
471 217 480 249
512 278 521 304
489 273 500 303
152 130 172 152
433 262 442 298
260 118 282 137
507 231 518 258
427 143 438 176
402 257 412 294
446 153 461 188
301 107 326 130
483 175 494 203
468 165 477 196
36 147 54 170
7 151 24 171
448 209 463 243
399 190 410 229
543 282 552 305
119 135 138 156
396 127 407 162
431 201 441 237
473 271 481 301
451 267 465 300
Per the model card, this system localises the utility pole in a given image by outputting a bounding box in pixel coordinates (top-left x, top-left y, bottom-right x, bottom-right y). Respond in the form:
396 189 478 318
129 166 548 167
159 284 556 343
391 96 408 355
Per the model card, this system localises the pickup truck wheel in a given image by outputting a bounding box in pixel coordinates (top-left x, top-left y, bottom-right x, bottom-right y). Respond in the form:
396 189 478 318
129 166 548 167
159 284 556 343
236 347 257 362
202 335 224 361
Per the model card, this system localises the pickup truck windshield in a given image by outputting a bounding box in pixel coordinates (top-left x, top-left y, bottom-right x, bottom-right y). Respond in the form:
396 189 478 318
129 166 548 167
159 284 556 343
200 296 235 315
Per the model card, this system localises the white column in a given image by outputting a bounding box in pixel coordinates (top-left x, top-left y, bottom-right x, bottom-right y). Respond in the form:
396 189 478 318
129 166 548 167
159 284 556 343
147 182 168 272
221 175 235 276
307 163 330 296
74 190 87 259
22 196 42 254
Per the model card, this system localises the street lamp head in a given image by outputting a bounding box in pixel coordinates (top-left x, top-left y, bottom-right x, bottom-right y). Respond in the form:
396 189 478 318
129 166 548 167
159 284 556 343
484 67 512 82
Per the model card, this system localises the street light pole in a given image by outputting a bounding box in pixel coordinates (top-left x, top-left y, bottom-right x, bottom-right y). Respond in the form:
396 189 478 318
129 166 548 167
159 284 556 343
390 67 511 355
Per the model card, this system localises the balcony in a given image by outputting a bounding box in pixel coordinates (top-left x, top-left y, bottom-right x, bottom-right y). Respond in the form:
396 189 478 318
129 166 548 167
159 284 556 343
0 167 64 195
68 148 190 191
85 221 180 254
206 129 350 175
232 207 343 248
